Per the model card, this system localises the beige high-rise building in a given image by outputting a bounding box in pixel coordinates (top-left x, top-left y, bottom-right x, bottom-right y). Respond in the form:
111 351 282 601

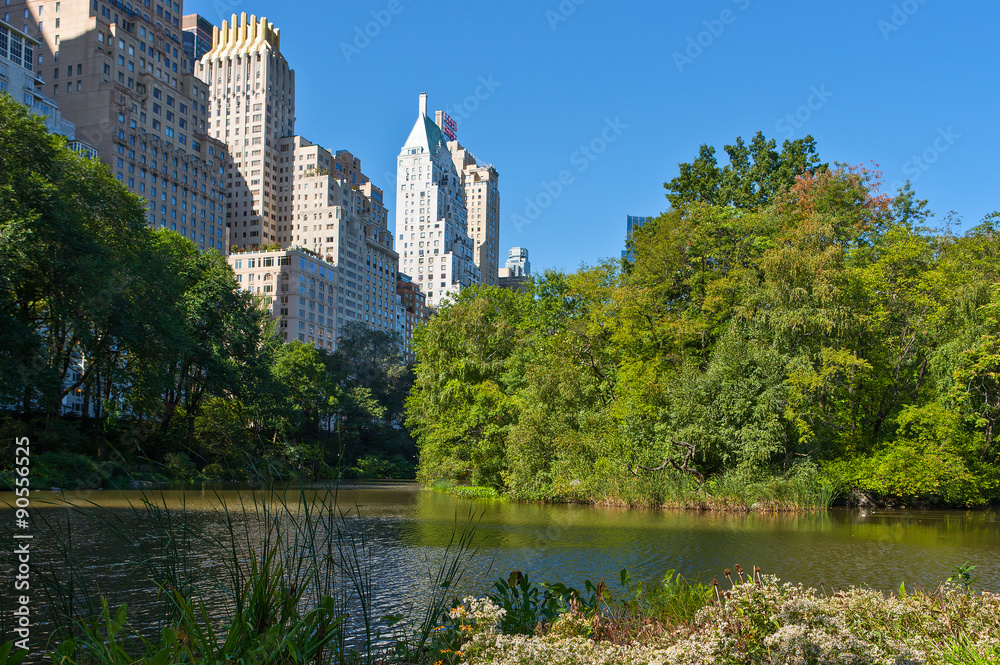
11 0 231 254
199 13 402 350
277 136 400 339
442 130 500 288
197 12 294 252
229 248 339 349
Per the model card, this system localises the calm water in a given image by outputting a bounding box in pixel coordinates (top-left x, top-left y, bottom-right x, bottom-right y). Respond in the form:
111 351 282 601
2 481 998 652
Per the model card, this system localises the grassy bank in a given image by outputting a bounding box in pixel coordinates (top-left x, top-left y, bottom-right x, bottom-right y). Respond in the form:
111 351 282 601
426 465 842 512
431 481 505 501
0 448 416 491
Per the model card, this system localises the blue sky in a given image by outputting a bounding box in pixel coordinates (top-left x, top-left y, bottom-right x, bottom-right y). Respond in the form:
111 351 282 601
185 0 999 273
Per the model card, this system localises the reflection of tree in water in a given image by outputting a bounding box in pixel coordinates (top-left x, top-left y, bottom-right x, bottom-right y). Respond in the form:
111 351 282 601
2 487 998 656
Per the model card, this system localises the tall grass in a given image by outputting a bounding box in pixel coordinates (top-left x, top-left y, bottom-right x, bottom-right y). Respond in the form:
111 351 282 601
17 481 480 664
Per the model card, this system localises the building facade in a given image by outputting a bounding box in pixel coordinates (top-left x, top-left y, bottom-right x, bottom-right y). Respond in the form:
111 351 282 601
228 248 339 349
180 13 210 73
10 0 231 255
396 273 430 362
442 130 500 288
277 136 401 340
623 214 649 259
197 12 294 252
0 18 79 139
394 92 479 309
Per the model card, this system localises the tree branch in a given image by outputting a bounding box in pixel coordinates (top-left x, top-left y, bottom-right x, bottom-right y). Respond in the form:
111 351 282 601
632 440 705 485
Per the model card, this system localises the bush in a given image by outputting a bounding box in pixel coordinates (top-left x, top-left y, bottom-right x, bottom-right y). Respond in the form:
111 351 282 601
345 453 415 479
32 452 116 489
829 404 984 506
163 451 198 484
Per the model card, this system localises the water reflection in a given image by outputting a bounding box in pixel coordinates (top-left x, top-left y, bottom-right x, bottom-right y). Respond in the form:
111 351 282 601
1 482 998 654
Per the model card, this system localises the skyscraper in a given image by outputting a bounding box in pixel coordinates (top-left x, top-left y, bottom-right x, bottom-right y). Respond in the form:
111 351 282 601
498 246 530 292
180 13 211 73
623 214 649 259
395 92 479 309
197 12 294 252
11 0 232 254
198 14 402 350
441 124 500 288
503 246 530 277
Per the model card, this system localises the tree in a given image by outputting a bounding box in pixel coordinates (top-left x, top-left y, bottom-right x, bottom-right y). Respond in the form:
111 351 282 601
408 286 529 487
0 94 150 419
334 322 411 427
664 131 826 210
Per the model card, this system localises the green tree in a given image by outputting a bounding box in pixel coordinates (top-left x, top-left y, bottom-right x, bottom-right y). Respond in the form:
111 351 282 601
408 286 529 487
0 94 151 418
664 131 826 210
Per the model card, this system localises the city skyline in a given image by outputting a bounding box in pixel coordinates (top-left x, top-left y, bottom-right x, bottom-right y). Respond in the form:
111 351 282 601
179 0 1000 274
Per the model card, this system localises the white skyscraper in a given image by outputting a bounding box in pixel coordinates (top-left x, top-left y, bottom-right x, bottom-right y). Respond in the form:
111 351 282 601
395 93 479 309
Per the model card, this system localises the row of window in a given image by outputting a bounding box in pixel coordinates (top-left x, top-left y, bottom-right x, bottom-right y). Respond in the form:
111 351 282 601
0 24 33 70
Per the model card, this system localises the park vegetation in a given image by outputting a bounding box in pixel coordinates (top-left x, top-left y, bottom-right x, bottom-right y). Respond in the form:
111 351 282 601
409 133 1000 508
0 94 415 488
2 489 997 664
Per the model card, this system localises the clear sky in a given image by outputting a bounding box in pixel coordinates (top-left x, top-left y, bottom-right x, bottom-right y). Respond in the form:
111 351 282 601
184 0 999 273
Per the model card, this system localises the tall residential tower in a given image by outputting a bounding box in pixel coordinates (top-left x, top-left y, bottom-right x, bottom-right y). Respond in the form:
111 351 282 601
198 14 403 349
395 93 479 308
442 126 500 288
197 12 294 251
11 0 232 254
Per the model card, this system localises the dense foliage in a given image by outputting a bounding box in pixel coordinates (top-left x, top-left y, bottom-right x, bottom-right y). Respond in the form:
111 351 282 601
410 133 1000 507
0 95 414 486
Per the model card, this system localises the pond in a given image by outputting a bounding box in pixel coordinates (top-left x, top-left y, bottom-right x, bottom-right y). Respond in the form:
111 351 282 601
2 481 998 654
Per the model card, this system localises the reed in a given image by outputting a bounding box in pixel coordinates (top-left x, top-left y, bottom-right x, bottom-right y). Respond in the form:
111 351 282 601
15 476 480 664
